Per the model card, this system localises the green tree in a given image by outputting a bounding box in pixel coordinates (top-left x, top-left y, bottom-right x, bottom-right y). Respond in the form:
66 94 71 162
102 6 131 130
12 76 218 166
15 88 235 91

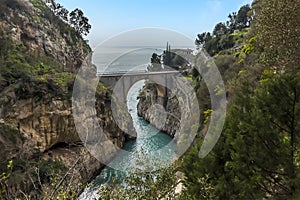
228 73 300 197
163 42 171 66
182 72 300 199
0 160 13 198
185 0 300 198
236 4 251 29
227 12 237 32
54 3 69 22
147 53 163 71
195 32 212 48
98 166 179 200
97 152 180 200
69 8 91 36
213 22 228 37
47 0 68 22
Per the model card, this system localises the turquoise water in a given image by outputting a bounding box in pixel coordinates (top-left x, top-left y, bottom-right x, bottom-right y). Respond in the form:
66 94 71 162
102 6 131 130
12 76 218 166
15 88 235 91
78 81 176 199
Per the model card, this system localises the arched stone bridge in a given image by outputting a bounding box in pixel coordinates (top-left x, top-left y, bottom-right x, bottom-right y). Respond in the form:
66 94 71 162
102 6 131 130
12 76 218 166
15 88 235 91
97 70 180 106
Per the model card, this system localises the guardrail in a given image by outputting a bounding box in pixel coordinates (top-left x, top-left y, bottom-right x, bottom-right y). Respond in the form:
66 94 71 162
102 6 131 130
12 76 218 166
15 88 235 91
96 70 179 77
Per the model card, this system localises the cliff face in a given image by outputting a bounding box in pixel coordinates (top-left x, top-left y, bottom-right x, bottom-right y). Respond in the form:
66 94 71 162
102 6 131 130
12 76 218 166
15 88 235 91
137 88 181 138
0 0 135 198
0 0 89 72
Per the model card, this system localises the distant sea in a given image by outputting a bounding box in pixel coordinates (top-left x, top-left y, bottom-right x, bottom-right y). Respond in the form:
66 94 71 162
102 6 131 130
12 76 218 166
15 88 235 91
92 46 194 73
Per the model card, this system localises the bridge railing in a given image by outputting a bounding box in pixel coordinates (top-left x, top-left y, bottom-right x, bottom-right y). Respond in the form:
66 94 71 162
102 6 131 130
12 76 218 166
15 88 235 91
97 69 146 75
96 70 179 77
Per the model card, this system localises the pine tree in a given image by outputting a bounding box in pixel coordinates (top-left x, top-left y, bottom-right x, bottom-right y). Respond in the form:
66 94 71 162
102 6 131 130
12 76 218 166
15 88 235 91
69 8 91 36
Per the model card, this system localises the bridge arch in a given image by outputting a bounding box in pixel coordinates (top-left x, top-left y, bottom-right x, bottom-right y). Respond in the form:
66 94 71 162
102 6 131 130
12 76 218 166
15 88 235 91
98 71 179 107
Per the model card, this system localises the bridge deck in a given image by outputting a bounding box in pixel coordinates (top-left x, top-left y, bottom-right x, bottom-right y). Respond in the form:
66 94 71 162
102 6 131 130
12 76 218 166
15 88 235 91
97 70 180 77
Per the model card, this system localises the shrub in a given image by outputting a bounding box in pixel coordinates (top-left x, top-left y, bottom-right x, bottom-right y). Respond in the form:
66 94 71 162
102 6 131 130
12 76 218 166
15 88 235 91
0 123 24 144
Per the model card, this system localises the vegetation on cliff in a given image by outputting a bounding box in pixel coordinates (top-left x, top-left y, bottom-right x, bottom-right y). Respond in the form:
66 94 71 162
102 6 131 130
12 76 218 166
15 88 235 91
195 4 251 56
182 0 300 199
0 0 133 199
45 0 91 36
119 1 300 199
0 0 91 198
1 0 300 199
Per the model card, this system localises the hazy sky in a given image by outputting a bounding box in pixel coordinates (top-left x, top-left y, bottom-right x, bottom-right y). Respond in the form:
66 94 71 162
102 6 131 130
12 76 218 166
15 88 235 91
56 0 253 48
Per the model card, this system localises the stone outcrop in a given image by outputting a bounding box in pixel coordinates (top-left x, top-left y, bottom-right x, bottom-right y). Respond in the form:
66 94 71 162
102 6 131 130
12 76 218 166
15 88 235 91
137 80 200 157
0 84 135 197
0 0 88 72
137 88 181 138
0 87 132 156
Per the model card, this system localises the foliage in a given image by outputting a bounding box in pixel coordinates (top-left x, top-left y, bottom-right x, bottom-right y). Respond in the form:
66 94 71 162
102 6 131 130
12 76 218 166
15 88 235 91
203 109 213 124
195 4 252 56
0 160 13 198
0 0 28 16
181 138 218 199
0 123 24 144
213 22 228 37
253 0 300 73
97 154 180 200
98 166 179 200
53 73 74 88
182 72 300 199
235 4 252 30
0 157 71 199
69 8 91 36
0 0 93 199
183 0 300 198
147 44 190 73
2 0 300 198
0 27 75 101
195 32 212 48
147 53 162 71
241 36 256 56
30 0 49 13
44 0 92 37
47 0 69 22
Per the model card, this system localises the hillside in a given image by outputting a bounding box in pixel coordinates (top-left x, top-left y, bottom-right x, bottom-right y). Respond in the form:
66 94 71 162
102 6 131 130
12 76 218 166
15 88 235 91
0 0 133 199
124 1 300 199
1 0 300 199
181 1 300 199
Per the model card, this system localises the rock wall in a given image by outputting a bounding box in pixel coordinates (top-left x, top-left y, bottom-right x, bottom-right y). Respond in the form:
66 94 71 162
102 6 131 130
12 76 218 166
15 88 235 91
1 88 132 156
0 80 135 198
0 0 89 72
137 88 181 138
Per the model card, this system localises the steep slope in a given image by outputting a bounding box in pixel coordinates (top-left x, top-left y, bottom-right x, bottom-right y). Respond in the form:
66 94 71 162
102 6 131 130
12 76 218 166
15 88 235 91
0 0 135 199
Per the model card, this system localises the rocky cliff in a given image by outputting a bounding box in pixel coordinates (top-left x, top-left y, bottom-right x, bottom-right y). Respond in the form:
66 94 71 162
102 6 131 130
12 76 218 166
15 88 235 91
0 0 135 199
0 0 89 72
137 85 181 138
137 76 200 156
